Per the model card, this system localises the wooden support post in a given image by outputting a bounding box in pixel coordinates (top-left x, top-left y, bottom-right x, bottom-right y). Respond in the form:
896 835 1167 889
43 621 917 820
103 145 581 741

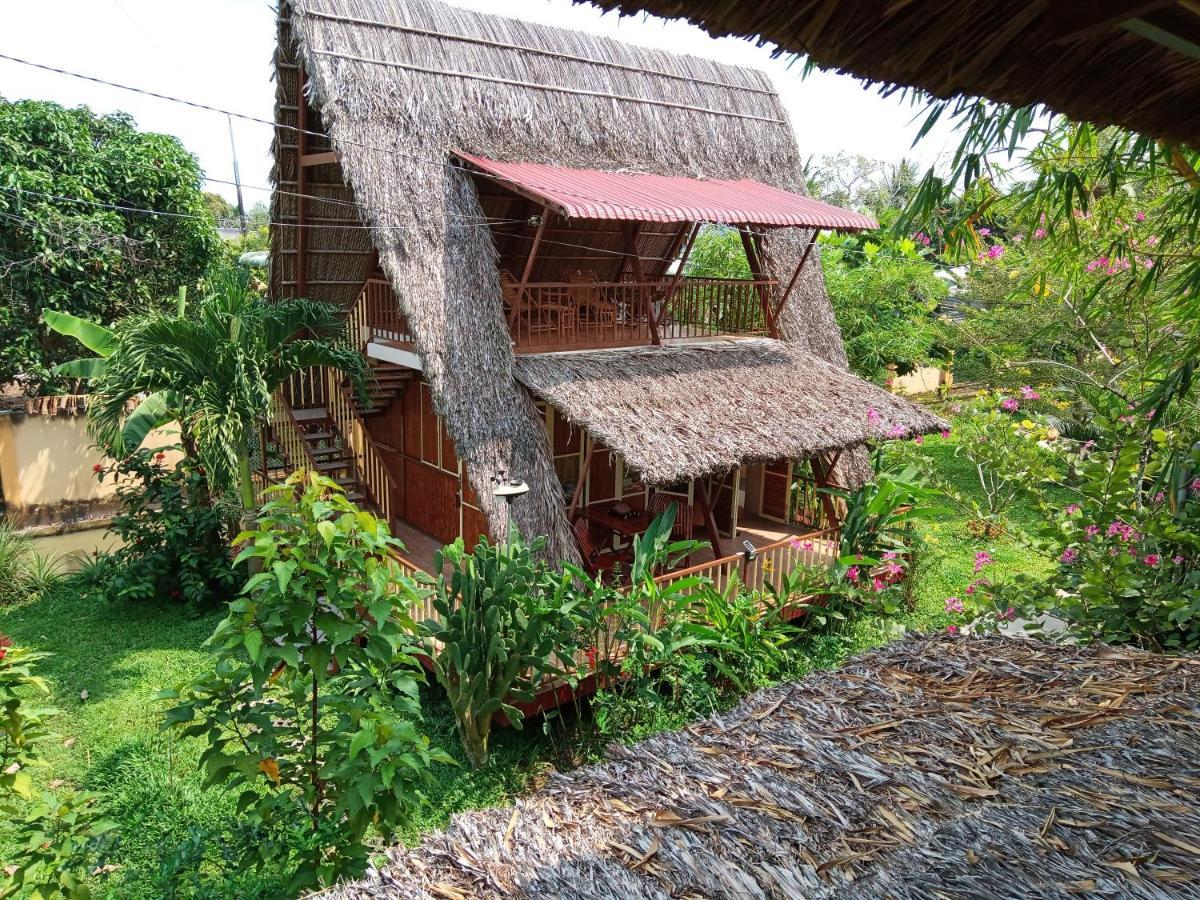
567 441 595 520
739 229 778 338
657 222 701 329
295 67 309 297
774 230 818 320
623 222 660 344
693 477 723 561
810 456 843 530
509 207 550 327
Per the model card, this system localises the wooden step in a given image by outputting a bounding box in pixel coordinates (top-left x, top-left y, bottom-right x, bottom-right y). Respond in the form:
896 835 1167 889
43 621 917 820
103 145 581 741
302 431 334 442
308 445 344 458
292 407 328 423
314 458 351 472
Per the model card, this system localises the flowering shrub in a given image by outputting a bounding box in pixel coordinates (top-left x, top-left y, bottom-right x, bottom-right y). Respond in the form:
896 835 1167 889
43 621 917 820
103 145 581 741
954 402 1200 650
92 449 242 607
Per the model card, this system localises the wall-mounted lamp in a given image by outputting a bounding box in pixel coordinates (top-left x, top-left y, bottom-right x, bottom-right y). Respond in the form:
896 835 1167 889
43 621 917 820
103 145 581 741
492 469 530 505
741 539 757 562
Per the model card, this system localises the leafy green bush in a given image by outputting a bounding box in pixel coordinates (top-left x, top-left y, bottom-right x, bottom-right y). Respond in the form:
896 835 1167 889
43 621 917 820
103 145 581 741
162 472 449 892
92 450 241 607
0 521 63 607
1 636 117 898
423 533 581 769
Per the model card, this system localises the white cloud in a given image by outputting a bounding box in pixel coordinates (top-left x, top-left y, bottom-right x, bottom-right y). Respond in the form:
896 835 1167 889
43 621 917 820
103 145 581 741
0 0 958 207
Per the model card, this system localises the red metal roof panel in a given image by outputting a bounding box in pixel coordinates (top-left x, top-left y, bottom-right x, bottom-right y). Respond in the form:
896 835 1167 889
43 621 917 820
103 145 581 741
454 152 878 231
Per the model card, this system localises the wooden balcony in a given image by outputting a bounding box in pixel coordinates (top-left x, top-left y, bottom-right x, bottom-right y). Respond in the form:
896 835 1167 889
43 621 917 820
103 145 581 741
506 275 775 353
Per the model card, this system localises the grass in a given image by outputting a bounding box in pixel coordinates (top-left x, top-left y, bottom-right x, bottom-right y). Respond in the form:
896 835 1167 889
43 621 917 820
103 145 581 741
0 425 1059 897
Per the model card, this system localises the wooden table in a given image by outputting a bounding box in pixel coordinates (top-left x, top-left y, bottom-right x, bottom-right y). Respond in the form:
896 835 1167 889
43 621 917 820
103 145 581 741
583 504 653 540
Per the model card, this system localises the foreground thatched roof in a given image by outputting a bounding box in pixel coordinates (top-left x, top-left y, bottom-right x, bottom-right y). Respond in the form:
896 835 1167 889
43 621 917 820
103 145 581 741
515 339 946 484
587 1 1200 148
274 0 864 562
320 634 1200 899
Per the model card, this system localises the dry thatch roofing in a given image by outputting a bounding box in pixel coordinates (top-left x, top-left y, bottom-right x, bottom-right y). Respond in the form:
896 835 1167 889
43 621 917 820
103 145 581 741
319 633 1200 899
275 0 867 562
587 1 1200 148
515 339 946 485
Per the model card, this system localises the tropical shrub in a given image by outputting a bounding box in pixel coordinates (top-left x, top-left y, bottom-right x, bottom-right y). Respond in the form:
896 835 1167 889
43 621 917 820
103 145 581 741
161 473 448 892
1 637 116 898
691 582 797 691
423 533 581 769
92 449 241 607
0 521 62 606
959 404 1200 650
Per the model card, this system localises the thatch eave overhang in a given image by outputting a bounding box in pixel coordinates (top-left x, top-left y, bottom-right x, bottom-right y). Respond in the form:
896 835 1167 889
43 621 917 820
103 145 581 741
513 338 946 485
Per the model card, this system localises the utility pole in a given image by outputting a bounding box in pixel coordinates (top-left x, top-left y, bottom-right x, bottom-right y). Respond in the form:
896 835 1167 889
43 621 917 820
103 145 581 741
227 114 247 235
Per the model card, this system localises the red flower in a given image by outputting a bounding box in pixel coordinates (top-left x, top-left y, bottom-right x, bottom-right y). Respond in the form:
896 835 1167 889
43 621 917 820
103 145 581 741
585 646 598 671
154 452 165 463
92 463 103 473
0 634 11 662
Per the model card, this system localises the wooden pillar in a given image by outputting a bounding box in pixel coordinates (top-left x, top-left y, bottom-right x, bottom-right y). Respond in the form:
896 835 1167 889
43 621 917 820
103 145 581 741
656 222 701 328
509 207 550 327
809 455 843 530
774 230 818 321
624 222 660 345
739 229 778 339
693 477 723 560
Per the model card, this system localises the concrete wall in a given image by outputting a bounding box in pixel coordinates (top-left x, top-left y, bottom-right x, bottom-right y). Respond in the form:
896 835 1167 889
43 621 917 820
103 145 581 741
0 405 183 527
889 365 951 397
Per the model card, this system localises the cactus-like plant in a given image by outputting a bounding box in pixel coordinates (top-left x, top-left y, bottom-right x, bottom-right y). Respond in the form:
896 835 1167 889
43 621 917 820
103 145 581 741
423 534 580 768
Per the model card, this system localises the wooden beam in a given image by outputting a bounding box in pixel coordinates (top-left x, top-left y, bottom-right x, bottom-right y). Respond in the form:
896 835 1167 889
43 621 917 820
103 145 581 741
295 67 308 297
510 207 550 327
623 222 661 345
567 441 595 520
739 229 779 338
773 230 819 320
693 478 723 560
809 456 843 530
299 150 340 167
656 222 701 328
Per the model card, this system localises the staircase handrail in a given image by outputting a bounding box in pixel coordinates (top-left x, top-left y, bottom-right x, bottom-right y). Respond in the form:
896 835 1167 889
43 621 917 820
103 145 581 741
322 365 397 524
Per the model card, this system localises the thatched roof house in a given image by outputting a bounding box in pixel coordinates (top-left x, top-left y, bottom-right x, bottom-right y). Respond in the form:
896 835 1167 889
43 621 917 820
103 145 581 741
319 634 1200 899
270 0 944 567
588 1 1200 147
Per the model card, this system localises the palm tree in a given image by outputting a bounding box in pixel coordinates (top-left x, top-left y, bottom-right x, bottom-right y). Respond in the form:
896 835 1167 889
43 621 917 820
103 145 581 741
47 268 367 531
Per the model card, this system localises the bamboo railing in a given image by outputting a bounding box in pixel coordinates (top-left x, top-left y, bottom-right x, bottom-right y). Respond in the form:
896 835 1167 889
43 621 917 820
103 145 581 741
322 366 395 524
348 277 410 351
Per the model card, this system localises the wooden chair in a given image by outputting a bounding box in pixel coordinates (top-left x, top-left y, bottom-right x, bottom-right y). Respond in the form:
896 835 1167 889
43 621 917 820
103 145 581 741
567 270 618 329
573 517 631 580
500 270 576 338
648 492 694 542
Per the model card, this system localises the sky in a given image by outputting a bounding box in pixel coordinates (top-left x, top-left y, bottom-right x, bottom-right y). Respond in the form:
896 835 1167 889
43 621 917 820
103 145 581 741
0 0 959 207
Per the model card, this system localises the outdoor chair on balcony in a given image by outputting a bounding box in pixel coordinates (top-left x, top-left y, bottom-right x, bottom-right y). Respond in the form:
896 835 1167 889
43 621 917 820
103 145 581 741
567 270 618 329
648 492 696 565
573 517 632 580
500 269 576 339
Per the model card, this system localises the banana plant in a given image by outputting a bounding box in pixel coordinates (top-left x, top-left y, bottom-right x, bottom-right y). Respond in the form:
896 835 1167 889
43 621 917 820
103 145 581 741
422 533 580 769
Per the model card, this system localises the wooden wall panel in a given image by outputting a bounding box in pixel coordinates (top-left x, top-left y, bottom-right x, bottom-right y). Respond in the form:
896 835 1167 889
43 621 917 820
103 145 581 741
402 383 422 459
404 461 458 544
589 445 617 504
761 460 792 522
462 504 490 549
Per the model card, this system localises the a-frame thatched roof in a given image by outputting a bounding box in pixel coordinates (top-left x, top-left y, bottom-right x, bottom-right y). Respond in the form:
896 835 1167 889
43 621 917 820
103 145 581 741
271 0 925 561
318 634 1200 899
587 1 1200 148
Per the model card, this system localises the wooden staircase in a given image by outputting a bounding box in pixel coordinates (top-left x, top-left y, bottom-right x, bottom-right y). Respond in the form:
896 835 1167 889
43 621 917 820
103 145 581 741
351 359 413 417
289 407 371 506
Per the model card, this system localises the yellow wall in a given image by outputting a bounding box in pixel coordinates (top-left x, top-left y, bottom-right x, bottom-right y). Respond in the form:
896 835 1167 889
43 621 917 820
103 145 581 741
0 412 183 520
890 365 950 397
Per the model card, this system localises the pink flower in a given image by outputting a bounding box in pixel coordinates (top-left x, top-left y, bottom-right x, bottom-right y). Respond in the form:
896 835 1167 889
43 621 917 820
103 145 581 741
1152 491 1165 504
1000 397 1020 412
940 429 951 439
1081 440 1096 452
1135 211 1146 222
866 407 881 424
1191 478 1200 494
944 596 964 614
913 435 925 445
1173 556 1185 565
965 584 975 595
977 227 991 237
999 607 1016 622
882 551 898 560
846 566 860 583
987 244 1005 259
884 561 905 577
1019 385 1040 400
886 425 906 439
974 551 993 573
946 625 959 635
1144 554 1160 567
872 577 885 594
803 541 813 551
1033 228 1047 239
1085 524 1100 538
1060 548 1078 564
1145 409 1157 420
1064 503 1080 515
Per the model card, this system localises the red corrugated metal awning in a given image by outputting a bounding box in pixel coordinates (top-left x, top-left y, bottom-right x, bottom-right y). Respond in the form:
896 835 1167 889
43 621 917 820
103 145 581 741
454 152 878 231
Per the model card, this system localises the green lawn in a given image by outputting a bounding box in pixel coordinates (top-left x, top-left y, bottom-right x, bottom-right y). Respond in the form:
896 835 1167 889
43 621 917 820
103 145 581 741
0 424 1057 897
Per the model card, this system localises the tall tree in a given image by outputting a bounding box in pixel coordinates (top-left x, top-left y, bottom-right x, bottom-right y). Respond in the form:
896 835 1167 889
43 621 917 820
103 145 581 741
0 97 217 392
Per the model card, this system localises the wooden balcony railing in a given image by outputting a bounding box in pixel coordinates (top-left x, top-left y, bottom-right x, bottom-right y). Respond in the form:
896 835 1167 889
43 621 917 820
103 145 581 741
349 277 411 351
323 366 396 524
508 276 775 352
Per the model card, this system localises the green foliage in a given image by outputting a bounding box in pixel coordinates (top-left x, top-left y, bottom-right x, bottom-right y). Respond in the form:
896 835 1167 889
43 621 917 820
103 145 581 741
690 583 797 691
0 97 217 392
827 460 943 561
90 450 241 608
683 225 751 279
46 266 367 516
162 472 448 892
805 153 923 218
0 638 116 898
423 533 580 768
821 235 947 380
0 521 61 607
